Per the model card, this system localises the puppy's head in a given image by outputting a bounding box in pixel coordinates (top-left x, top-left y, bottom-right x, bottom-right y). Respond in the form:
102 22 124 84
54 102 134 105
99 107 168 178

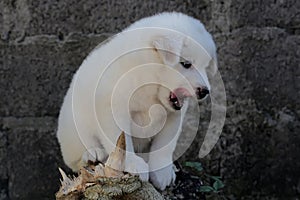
153 33 216 112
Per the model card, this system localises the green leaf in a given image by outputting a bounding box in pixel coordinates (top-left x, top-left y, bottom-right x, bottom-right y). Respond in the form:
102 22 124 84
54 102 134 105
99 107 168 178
199 185 215 192
213 179 225 191
205 174 221 180
183 161 203 172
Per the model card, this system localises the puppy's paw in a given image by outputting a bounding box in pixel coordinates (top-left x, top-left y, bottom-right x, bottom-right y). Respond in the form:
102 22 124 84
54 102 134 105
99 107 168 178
82 148 107 164
125 154 149 181
150 164 176 190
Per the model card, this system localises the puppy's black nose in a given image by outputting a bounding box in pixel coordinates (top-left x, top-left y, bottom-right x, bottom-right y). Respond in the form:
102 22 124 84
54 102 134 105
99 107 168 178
196 87 209 100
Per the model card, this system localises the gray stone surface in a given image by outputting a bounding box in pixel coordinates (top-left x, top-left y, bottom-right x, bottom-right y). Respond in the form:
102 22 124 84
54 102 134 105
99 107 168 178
0 0 299 199
0 34 107 117
0 129 8 200
0 0 211 41
2 117 70 200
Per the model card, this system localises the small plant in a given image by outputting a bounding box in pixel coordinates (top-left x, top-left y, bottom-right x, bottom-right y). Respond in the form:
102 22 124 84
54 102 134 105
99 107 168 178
183 161 225 193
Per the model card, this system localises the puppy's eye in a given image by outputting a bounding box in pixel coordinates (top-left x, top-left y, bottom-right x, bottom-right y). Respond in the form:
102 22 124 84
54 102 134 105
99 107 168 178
180 61 192 69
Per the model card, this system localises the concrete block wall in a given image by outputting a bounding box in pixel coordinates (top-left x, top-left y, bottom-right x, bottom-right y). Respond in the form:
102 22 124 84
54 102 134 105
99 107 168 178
0 0 299 199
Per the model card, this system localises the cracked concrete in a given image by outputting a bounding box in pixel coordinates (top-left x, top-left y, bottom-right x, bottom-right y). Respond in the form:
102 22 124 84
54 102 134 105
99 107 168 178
0 0 300 199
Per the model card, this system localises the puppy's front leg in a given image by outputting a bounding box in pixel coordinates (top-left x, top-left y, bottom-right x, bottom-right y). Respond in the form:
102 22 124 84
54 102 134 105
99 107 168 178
124 133 149 181
148 104 188 190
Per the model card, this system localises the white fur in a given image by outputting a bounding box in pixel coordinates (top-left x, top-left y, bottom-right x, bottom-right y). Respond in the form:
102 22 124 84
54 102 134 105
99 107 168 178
57 12 217 190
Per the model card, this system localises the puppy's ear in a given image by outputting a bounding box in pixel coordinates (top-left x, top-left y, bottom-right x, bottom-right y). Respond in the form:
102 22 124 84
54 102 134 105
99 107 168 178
153 35 184 66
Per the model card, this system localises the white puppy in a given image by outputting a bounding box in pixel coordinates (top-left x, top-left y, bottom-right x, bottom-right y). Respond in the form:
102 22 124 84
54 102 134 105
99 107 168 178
57 12 217 190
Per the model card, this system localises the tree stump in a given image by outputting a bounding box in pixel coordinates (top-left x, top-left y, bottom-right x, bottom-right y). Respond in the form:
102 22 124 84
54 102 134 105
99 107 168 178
56 132 164 200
